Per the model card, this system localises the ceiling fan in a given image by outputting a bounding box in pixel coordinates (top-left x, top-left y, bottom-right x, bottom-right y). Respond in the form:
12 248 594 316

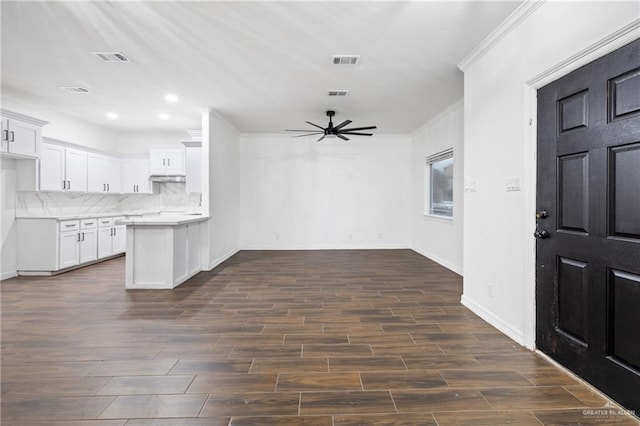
285 110 377 142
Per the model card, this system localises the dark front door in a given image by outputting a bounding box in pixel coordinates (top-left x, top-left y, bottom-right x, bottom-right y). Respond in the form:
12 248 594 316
536 38 640 413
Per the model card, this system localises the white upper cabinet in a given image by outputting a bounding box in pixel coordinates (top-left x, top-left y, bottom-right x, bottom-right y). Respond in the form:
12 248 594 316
0 110 47 159
87 153 122 193
149 149 185 175
39 142 87 192
122 158 150 194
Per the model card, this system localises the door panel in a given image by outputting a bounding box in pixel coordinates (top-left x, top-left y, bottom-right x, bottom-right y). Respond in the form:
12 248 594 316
537 39 640 413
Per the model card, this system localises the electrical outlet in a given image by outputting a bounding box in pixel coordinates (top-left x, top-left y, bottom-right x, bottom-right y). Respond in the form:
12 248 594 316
488 283 494 298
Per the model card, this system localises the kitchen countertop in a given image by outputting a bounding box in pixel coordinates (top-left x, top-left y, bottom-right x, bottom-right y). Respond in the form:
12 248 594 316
117 214 208 226
15 211 205 222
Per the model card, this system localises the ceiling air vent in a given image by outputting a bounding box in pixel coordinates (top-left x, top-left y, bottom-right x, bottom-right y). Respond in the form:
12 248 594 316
328 90 349 97
332 55 360 65
60 86 91 93
92 51 130 62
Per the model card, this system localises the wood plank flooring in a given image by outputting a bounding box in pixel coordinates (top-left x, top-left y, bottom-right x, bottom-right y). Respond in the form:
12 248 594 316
2 250 638 425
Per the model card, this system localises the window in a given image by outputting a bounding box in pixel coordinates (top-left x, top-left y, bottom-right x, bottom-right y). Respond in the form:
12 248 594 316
426 149 453 218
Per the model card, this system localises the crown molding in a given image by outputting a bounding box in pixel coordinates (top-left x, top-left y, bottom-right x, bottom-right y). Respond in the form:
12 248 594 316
0 108 49 127
526 19 640 88
458 0 546 72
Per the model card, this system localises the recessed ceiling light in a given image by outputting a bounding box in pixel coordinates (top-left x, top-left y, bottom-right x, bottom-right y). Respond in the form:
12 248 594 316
106 112 119 119
165 94 178 103
158 113 170 120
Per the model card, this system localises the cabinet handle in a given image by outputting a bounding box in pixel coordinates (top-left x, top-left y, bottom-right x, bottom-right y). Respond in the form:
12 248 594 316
81 232 85 241
9 131 14 142
107 183 110 192
64 224 75 228
66 180 70 190
77 232 81 242
163 159 166 166
167 158 171 166
113 227 116 236
62 180 66 190
3 130 8 141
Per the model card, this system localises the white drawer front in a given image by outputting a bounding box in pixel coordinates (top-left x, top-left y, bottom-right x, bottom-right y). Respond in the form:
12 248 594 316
81 219 97 229
59 220 80 232
97 217 113 227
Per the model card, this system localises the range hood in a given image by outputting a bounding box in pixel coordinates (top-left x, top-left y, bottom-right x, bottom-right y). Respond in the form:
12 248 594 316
149 175 186 183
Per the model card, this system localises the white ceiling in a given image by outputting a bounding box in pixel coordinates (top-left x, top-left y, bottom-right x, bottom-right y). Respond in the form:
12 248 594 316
1 1 521 135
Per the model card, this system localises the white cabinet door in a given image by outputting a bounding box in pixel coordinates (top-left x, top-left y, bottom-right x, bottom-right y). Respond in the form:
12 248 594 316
112 225 126 254
1 118 8 153
59 231 80 269
122 158 150 193
40 143 66 191
149 150 167 175
88 153 120 193
97 227 113 258
87 153 107 193
106 156 122 193
79 228 97 263
7 118 40 157
149 149 185 175
165 149 185 175
65 147 87 192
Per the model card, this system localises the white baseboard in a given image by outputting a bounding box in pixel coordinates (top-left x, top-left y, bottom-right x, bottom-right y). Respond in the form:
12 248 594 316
205 248 240 271
1 271 18 281
461 294 524 346
411 247 463 276
238 245 410 251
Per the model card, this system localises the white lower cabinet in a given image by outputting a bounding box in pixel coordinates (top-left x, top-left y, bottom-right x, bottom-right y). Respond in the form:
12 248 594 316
59 222 81 269
98 217 126 258
16 216 125 274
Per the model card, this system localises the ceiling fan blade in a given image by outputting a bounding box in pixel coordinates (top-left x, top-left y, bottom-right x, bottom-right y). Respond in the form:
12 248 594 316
340 125 377 132
291 132 325 138
285 129 323 132
336 134 350 141
333 119 352 131
306 121 326 131
316 135 326 142
339 132 373 136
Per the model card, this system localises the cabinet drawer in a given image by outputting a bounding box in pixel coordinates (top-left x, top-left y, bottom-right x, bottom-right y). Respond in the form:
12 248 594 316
97 217 113 227
59 220 80 232
113 216 125 224
81 219 97 229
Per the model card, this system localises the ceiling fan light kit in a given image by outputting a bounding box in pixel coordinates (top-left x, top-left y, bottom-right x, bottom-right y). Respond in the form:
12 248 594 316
285 110 377 142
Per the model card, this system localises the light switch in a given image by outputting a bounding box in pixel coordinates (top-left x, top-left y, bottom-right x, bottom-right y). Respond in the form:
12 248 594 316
506 176 521 192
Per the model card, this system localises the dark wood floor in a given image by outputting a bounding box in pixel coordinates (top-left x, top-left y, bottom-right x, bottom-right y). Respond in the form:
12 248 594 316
1 250 638 425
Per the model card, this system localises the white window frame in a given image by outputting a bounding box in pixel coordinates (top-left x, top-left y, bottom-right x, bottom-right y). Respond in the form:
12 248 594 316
424 148 454 220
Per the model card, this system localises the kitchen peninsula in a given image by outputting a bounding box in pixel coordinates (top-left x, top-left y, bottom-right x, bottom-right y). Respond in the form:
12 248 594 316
118 213 208 289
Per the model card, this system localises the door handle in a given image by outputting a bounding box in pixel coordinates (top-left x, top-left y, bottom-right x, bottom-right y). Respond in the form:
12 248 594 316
534 229 550 239
535 210 548 219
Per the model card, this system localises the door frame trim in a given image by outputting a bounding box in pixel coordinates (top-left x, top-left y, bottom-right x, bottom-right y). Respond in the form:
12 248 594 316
521 21 640 349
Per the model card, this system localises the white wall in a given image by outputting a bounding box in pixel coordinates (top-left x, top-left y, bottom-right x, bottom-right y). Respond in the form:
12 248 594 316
1 95 118 151
202 108 240 269
461 2 638 347
239 134 412 249
114 130 187 154
411 100 464 274
1 159 18 279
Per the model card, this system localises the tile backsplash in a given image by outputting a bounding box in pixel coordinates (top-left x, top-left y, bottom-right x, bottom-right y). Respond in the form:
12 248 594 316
16 182 201 217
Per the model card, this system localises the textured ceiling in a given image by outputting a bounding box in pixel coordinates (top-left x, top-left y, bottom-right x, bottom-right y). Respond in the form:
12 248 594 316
1 1 521 134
